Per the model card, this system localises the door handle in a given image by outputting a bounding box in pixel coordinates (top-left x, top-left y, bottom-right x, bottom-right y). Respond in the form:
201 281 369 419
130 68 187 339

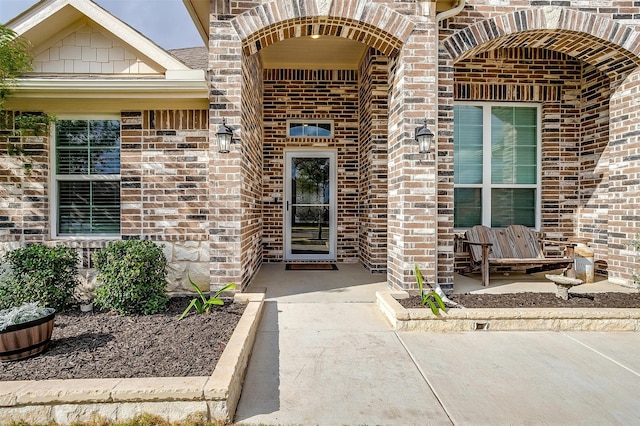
286 201 290 211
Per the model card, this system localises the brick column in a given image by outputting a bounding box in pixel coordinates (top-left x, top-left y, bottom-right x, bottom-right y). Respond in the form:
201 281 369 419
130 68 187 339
209 10 244 289
607 68 640 286
386 5 438 290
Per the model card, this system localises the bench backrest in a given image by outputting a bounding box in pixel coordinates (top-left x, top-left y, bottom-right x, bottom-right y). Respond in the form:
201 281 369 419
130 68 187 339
465 225 544 261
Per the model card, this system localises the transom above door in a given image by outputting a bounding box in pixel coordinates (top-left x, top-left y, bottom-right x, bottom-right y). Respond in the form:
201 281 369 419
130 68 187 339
284 150 337 261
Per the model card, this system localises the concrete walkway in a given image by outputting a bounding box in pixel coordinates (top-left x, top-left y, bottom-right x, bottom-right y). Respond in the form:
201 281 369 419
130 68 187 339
236 263 640 425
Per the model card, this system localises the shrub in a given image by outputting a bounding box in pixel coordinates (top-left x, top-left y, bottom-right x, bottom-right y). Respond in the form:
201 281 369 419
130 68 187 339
632 235 640 289
93 239 169 315
0 244 79 311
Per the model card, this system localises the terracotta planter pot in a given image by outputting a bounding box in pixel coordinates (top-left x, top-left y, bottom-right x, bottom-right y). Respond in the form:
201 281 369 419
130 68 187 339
0 310 55 362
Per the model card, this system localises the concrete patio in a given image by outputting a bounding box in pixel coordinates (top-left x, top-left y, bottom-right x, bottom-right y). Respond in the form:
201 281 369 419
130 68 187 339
236 262 640 425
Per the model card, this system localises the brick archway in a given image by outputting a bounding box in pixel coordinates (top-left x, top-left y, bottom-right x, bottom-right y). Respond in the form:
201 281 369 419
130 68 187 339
232 0 415 57
438 8 640 287
442 8 640 75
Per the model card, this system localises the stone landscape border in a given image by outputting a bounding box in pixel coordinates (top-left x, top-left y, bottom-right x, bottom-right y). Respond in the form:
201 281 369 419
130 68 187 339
0 293 265 425
377 291 640 332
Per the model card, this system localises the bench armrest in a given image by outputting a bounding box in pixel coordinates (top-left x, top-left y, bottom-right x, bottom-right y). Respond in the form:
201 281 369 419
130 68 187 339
539 239 576 247
464 240 493 247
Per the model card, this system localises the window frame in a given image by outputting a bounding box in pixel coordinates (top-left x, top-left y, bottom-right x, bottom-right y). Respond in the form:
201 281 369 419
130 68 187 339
453 102 542 231
50 115 122 239
286 119 334 138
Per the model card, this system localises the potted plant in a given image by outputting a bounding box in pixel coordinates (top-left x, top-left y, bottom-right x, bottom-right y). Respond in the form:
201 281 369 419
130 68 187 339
0 302 55 362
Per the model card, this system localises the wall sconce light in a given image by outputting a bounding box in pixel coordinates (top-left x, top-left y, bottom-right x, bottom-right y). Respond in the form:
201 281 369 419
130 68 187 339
216 118 234 153
414 119 434 154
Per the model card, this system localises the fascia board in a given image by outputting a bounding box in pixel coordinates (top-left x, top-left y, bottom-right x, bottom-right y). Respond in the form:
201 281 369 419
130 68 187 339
182 0 209 45
13 77 208 99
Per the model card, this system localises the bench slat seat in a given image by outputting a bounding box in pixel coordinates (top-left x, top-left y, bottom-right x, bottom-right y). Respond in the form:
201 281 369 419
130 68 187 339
464 225 575 286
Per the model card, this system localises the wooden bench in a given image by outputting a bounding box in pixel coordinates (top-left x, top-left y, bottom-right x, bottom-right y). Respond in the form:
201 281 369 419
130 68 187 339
464 225 575 287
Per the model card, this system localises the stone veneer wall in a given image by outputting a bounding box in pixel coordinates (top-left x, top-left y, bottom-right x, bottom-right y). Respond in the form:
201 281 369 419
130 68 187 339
358 48 389 273
262 69 360 262
0 110 211 293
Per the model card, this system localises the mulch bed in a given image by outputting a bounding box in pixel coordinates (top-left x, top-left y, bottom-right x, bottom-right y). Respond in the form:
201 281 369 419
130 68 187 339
399 292 640 309
0 297 245 381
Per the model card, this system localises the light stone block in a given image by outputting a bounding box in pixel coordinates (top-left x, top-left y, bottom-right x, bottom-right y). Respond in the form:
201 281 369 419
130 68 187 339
110 377 207 401
0 381 32 407
175 244 199 261
52 403 119 424
114 401 209 422
16 379 121 404
0 405 52 426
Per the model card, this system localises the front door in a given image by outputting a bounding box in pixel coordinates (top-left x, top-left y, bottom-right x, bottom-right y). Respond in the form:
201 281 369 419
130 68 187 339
284 151 337 261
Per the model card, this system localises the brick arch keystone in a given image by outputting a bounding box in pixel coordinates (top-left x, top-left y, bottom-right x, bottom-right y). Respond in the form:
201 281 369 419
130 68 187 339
442 7 640 76
232 0 415 57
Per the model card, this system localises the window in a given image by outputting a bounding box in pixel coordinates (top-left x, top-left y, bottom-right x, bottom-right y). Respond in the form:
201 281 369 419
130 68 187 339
287 120 333 138
53 119 121 236
454 104 540 229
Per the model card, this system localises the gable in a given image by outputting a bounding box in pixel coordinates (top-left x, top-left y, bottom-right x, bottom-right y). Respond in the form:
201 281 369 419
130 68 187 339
7 0 189 74
31 20 163 75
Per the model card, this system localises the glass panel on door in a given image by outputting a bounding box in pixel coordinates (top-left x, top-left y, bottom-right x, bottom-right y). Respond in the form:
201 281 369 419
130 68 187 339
285 152 336 260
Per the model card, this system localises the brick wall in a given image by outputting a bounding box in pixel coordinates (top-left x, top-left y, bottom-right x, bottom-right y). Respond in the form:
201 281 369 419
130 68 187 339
0 109 211 292
455 0 640 31
0 111 49 245
358 48 389 273
240 52 264 288
454 48 617 269
607 67 640 285
578 64 612 274
440 1 640 285
262 69 360 263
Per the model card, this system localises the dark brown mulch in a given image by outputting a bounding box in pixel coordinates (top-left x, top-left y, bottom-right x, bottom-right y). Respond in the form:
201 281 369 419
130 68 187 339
398 292 640 309
0 297 245 381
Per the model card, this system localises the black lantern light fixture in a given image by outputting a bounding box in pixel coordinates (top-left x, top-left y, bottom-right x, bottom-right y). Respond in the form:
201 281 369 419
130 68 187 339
216 118 234 153
414 119 434 154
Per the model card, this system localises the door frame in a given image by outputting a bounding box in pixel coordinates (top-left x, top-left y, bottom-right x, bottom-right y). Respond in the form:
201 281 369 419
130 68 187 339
284 149 337 261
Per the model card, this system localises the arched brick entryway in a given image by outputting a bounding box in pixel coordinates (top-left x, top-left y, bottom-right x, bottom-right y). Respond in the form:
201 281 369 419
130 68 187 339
208 0 440 291
438 8 640 286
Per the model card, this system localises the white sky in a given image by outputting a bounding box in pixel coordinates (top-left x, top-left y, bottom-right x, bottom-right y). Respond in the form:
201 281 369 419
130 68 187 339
0 0 204 49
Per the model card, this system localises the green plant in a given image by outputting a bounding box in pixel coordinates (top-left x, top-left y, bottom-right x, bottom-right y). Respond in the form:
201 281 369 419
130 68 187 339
0 244 79 311
0 302 54 332
632 235 640 289
178 273 236 320
415 264 447 315
12 112 56 135
93 239 169 315
0 24 32 110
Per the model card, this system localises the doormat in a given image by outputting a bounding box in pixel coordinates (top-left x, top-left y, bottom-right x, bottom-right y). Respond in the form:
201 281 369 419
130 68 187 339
286 263 339 271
